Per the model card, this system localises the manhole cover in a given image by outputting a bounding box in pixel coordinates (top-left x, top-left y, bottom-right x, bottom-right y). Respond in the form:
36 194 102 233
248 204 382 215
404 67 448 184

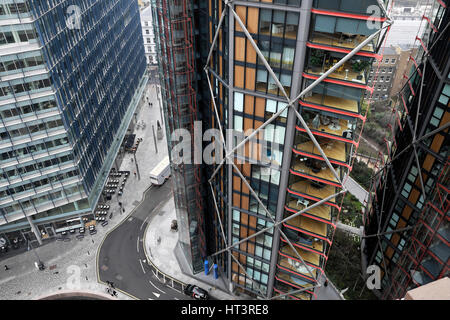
101 265 109 271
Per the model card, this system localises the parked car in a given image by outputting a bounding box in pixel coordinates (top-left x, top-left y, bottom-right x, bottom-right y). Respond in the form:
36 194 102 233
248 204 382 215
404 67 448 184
183 284 209 300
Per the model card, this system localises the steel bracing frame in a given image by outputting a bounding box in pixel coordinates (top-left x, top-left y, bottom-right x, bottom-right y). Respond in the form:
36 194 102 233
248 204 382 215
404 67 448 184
363 0 450 299
203 0 393 299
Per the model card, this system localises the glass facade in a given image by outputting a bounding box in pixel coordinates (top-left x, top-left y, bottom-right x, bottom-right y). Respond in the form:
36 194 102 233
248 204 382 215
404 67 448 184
1 0 146 241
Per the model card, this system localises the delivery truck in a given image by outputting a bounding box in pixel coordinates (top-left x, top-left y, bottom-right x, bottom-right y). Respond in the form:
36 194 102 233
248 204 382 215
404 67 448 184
150 156 171 185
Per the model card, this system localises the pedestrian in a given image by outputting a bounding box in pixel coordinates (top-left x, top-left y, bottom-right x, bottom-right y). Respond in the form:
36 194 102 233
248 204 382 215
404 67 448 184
324 280 328 287
4 265 9 271
112 290 117 297
134 171 137 177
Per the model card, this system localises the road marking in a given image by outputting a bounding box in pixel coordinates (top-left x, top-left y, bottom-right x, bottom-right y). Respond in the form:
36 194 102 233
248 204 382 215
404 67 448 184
137 236 140 253
152 292 160 298
149 280 166 294
139 259 146 274
148 298 154 300
0 276 16 285
174 297 179 300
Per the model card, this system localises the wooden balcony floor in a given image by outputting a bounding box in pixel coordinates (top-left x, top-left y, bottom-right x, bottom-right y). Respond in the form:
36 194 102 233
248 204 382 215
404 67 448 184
295 139 347 163
303 94 359 113
286 200 332 221
285 213 328 237
292 159 340 184
289 180 338 203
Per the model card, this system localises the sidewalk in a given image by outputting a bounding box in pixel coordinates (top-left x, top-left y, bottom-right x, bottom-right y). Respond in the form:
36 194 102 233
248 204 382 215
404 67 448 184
144 196 249 300
0 79 165 300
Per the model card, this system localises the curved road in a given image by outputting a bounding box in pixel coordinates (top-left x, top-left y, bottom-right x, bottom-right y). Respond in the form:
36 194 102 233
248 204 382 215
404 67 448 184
97 178 190 300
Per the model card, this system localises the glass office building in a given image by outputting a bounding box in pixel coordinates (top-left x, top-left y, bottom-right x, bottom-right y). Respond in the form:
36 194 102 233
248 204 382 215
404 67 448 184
364 0 449 300
0 0 146 246
152 0 388 299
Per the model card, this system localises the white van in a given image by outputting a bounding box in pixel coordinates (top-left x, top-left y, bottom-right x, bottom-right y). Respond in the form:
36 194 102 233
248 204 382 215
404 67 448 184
150 156 171 185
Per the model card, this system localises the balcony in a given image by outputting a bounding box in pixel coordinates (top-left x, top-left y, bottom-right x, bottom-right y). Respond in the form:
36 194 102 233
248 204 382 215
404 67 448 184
310 31 376 53
288 178 338 206
293 134 349 167
285 196 332 223
280 244 321 270
302 93 361 117
291 156 343 187
283 212 328 239
281 228 325 254
273 286 311 300
306 49 371 85
278 255 317 282
276 271 316 291
298 109 357 141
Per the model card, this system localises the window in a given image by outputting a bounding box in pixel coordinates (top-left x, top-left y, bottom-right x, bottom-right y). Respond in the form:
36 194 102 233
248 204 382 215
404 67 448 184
391 59 396 64
234 92 244 112
401 182 412 199
429 106 444 128
234 115 243 132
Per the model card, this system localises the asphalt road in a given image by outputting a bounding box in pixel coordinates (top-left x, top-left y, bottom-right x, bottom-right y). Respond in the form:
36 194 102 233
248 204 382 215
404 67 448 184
97 178 190 300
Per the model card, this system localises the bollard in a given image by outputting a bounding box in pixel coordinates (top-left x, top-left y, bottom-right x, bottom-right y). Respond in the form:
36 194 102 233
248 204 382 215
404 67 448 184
213 264 219 279
204 260 209 276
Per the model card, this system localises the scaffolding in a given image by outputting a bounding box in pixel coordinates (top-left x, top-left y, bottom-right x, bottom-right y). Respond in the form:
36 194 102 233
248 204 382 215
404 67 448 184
363 0 450 299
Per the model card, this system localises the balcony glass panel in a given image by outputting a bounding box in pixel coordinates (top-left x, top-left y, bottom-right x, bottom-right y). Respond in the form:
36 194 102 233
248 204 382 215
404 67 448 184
302 79 363 114
280 244 321 268
291 157 342 185
313 0 383 16
278 255 317 279
299 109 357 140
284 209 328 237
285 193 332 221
293 132 349 164
306 49 371 85
283 226 325 253
310 15 380 52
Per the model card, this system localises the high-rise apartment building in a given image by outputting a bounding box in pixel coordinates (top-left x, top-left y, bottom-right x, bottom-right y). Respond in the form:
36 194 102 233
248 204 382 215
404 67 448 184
0 1 146 247
152 0 389 299
364 0 449 300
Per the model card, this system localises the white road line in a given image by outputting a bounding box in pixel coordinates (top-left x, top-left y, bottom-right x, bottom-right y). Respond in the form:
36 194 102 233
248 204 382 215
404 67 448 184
149 280 166 294
137 236 140 253
0 276 16 285
139 259 146 274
